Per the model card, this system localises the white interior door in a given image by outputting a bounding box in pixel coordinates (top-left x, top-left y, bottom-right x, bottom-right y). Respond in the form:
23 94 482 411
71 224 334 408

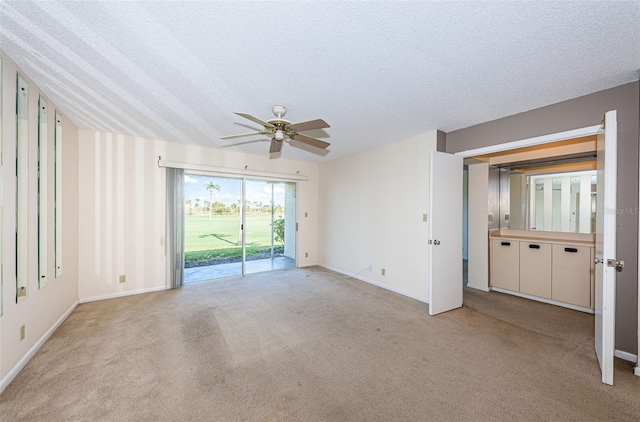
595 110 618 385
428 151 463 315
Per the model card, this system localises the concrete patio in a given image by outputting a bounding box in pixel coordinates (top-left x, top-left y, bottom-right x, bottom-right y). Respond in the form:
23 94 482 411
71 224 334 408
184 257 295 283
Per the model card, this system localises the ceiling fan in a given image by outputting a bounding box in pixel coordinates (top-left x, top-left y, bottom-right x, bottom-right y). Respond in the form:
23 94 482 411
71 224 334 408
221 105 330 154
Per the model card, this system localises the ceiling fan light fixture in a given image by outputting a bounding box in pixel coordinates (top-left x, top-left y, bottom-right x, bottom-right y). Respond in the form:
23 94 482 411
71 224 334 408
274 129 285 141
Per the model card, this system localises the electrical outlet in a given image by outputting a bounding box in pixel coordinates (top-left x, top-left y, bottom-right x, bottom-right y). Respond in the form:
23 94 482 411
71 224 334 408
119 275 126 284
305 252 308 258
20 325 25 341
368 265 372 272
381 268 386 276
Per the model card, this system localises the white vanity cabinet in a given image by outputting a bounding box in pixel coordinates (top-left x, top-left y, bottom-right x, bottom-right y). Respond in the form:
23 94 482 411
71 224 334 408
551 245 592 308
519 242 552 299
489 230 595 312
490 239 520 292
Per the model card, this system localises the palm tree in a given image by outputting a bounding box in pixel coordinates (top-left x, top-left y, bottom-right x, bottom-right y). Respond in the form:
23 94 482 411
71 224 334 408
204 182 220 219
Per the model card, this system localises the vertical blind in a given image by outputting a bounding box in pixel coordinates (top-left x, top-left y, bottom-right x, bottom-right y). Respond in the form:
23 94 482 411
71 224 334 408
166 167 185 288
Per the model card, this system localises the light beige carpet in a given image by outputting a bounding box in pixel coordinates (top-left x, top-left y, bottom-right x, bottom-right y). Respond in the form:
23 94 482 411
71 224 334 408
1 267 639 421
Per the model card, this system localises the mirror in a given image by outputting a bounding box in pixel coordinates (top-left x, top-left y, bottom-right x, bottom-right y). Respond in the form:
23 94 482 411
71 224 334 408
502 167 597 234
38 95 48 289
55 111 62 278
16 73 29 302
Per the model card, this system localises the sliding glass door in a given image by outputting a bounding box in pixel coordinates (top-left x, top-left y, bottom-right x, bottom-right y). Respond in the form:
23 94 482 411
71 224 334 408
183 174 296 283
183 175 242 283
245 180 296 274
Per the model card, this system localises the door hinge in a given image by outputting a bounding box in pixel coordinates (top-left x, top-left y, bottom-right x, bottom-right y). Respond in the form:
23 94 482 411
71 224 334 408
601 114 606 129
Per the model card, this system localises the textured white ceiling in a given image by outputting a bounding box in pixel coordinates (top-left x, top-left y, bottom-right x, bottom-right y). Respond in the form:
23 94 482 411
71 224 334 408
1 1 639 162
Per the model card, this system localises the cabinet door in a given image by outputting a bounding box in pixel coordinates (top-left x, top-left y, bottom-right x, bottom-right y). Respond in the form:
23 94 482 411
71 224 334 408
551 245 591 307
519 242 552 299
491 239 519 292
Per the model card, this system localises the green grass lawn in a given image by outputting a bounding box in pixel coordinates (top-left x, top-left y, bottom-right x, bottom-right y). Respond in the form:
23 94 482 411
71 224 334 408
184 214 283 264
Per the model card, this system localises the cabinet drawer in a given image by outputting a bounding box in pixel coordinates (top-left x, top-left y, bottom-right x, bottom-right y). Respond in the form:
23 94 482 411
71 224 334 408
519 242 552 299
491 239 519 292
551 245 591 307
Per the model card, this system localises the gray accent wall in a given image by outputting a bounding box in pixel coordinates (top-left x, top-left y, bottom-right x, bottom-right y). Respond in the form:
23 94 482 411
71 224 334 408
446 81 640 355
436 130 447 152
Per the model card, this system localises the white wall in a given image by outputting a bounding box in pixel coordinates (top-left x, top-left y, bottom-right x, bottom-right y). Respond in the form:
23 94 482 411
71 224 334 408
0 52 80 390
467 163 489 291
317 131 438 302
77 131 319 301
463 168 468 260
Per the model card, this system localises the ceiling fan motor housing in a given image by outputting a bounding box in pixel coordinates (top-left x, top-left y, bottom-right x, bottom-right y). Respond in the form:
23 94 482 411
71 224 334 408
272 105 287 118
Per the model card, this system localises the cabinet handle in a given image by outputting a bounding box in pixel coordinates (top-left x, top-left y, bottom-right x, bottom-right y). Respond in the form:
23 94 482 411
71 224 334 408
529 244 540 249
500 241 511 246
564 247 578 253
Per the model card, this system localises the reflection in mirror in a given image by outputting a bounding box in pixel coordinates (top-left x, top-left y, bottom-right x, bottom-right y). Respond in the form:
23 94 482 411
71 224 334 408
529 171 596 233
38 96 48 289
505 167 597 234
55 112 62 278
16 73 29 302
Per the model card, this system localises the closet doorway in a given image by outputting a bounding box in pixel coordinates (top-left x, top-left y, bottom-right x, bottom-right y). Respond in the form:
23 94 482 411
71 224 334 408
183 174 296 283
457 111 619 385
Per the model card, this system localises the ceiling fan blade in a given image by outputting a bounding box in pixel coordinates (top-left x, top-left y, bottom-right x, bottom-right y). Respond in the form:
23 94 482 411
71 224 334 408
220 131 265 140
234 112 276 129
287 119 330 132
269 138 282 153
289 132 330 149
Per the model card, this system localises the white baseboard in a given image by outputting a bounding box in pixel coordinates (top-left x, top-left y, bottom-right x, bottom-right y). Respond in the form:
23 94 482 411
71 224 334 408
614 349 637 363
79 286 167 303
466 283 490 292
491 287 595 314
1 300 79 394
297 263 318 268
317 264 429 304
634 366 640 376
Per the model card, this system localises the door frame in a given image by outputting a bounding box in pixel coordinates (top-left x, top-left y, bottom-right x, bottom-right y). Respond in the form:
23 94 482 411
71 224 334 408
455 124 601 292
454 121 616 380
454 125 601 159
181 170 299 279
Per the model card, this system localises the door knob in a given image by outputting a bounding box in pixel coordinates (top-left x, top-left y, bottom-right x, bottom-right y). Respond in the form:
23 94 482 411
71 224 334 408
606 259 624 270
594 257 603 264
